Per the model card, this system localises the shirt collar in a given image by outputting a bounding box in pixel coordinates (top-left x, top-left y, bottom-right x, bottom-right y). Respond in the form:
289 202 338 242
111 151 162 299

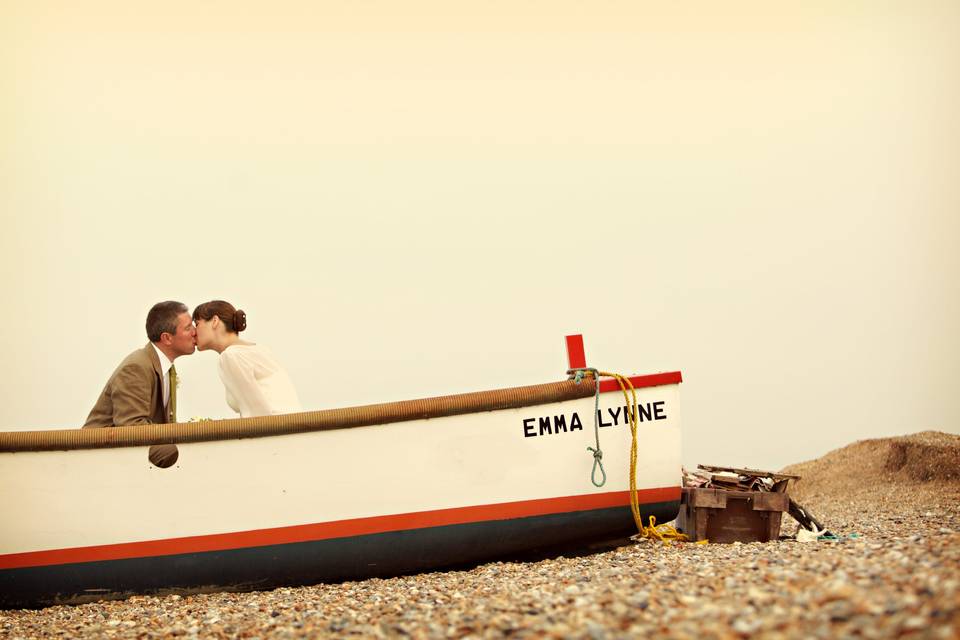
151 343 174 374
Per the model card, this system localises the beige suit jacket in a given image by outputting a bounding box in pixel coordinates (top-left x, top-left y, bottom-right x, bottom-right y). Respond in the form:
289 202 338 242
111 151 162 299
84 343 168 428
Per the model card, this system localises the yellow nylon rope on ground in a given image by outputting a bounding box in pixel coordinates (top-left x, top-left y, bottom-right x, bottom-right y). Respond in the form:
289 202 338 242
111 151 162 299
597 371 690 544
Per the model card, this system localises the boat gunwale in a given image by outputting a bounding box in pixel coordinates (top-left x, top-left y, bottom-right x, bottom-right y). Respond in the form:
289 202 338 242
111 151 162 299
0 372 682 453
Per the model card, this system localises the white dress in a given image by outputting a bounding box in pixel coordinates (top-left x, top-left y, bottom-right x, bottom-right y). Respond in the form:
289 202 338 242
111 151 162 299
218 344 302 418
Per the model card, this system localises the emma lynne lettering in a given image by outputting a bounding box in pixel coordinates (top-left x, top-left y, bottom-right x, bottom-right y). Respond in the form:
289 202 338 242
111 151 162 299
522 402 667 438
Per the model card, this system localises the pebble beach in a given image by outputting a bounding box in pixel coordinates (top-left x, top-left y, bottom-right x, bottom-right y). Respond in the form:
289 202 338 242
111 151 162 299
3 431 958 639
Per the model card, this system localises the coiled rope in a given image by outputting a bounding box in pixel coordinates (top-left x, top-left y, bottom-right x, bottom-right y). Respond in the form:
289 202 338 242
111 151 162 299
569 368 688 543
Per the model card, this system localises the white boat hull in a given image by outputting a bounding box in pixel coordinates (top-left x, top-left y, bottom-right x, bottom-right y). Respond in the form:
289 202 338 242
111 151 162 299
0 373 682 608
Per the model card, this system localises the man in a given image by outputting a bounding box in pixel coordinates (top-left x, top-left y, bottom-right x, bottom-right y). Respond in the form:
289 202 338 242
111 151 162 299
84 301 196 428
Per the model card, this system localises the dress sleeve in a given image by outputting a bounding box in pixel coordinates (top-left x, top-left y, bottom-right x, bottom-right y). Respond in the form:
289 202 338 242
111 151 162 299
111 362 156 426
218 350 274 417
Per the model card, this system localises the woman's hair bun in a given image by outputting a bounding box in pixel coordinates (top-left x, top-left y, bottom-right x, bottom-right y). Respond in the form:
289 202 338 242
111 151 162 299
233 309 247 333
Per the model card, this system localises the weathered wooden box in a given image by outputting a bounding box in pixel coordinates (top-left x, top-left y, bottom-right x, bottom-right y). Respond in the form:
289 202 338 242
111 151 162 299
676 487 789 543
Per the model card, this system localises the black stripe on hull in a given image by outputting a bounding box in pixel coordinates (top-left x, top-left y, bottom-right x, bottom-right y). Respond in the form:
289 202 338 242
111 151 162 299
1 500 678 609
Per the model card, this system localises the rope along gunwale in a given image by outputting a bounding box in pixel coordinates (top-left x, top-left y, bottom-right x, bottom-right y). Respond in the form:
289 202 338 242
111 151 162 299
0 379 596 452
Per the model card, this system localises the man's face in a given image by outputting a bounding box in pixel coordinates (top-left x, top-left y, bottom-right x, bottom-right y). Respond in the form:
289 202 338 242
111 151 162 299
166 312 197 357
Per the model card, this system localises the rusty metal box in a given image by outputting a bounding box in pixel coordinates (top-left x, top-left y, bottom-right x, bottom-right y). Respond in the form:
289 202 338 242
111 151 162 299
676 488 788 543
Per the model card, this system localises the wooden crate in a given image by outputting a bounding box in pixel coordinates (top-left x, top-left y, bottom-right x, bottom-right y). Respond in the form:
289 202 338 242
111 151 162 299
676 487 789 543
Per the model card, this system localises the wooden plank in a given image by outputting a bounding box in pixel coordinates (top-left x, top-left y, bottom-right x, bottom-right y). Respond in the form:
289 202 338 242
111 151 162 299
697 464 801 481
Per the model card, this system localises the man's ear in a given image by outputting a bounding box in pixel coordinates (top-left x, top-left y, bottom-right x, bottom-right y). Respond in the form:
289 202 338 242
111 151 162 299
160 332 173 345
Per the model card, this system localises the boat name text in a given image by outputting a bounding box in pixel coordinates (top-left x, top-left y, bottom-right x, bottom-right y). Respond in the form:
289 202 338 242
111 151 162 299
522 402 667 438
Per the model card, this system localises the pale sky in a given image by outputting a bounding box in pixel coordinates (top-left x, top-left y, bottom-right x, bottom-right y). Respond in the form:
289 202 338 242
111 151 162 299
2 1 958 471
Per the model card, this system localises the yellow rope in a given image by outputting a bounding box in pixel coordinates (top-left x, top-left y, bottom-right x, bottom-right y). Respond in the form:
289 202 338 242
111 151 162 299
634 515 695 543
597 371 689 544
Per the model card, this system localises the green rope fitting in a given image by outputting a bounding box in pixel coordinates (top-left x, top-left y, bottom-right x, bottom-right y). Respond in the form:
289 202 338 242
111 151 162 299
568 367 606 487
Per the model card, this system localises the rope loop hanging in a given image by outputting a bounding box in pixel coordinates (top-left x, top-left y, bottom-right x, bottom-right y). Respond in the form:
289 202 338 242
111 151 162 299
568 367 605 487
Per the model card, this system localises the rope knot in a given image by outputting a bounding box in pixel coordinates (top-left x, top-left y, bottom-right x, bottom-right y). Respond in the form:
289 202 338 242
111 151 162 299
567 367 597 385
587 445 606 487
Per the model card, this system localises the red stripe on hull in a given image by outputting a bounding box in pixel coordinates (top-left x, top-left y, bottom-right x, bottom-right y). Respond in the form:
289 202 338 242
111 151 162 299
0 487 680 570
599 372 682 393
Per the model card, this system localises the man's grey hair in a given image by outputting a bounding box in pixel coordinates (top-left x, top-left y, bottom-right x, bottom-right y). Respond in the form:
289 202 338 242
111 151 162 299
146 301 188 342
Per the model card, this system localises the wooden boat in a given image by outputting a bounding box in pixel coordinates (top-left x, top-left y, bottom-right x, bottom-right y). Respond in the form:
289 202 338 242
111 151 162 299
0 336 682 609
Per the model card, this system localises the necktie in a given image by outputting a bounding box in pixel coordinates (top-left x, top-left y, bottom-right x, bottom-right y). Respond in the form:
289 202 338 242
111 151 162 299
168 365 178 423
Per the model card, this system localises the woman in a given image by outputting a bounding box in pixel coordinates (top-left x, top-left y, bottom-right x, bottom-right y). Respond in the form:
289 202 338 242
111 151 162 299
193 300 302 417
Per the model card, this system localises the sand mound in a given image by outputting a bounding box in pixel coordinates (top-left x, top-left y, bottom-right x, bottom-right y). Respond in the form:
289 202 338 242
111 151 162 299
780 430 960 503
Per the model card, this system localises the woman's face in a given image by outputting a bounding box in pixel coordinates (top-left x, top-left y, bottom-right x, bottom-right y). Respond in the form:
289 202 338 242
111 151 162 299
194 317 216 351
